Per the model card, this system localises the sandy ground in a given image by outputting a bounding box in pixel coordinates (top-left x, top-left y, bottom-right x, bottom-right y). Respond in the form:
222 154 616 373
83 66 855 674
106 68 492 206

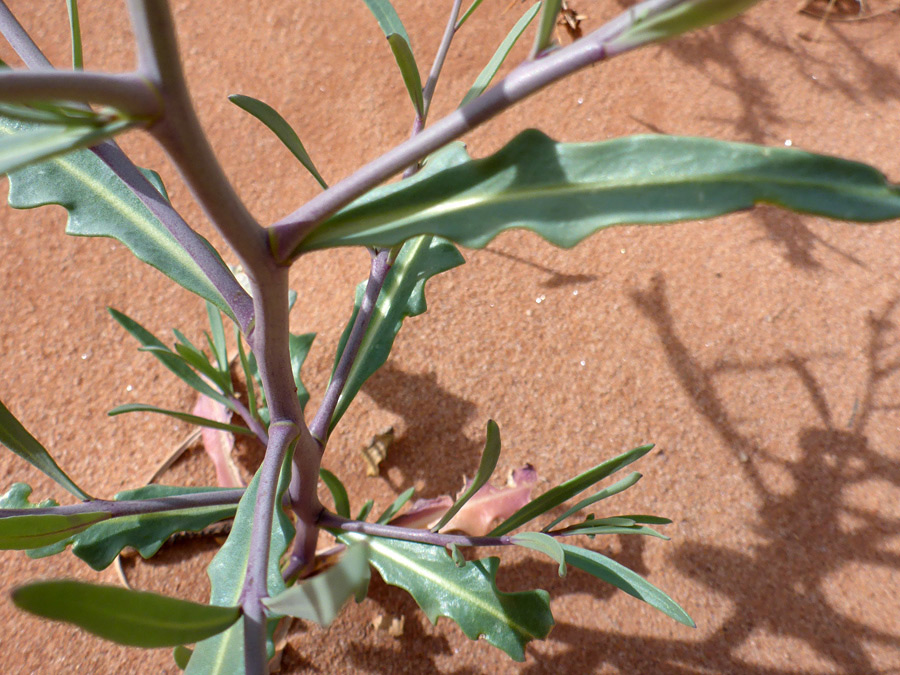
1 0 899 673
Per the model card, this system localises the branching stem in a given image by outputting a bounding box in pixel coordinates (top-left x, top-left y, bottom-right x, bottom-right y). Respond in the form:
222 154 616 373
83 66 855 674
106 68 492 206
0 489 244 519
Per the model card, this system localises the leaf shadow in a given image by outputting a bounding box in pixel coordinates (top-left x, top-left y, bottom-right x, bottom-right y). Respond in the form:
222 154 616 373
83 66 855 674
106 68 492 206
482 246 598 289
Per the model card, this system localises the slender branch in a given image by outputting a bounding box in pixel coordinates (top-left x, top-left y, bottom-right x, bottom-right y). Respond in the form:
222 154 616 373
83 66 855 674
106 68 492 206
126 0 272 277
228 394 269 445
0 489 245 519
268 2 654 262
91 143 257 335
421 0 463 119
307 248 392 445
0 70 161 118
0 1 51 69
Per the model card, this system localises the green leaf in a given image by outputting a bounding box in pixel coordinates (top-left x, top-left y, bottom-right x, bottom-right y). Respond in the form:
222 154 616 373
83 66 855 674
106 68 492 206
431 420 501 532
228 94 328 189
263 541 371 626
13 580 240 647
186 459 294 674
319 468 351 518
27 485 239 569
0 118 137 176
556 523 669 539
173 645 193 670
560 543 694 627
611 0 763 50
1 116 231 315
490 445 653 535
66 0 83 69
0 398 91 500
532 0 561 56
108 403 254 435
340 533 553 660
456 0 487 28
511 531 566 576
375 486 415 524
356 499 374 521
460 3 541 107
173 341 233 396
297 131 900 254
235 330 259 422
329 235 464 429
0 483 56 510
542 471 642 531
360 0 423 116
289 332 316 411
108 308 232 409
206 302 229 375
0 511 109 550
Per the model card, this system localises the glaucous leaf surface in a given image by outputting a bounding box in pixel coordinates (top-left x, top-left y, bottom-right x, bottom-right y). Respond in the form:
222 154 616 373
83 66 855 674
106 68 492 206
185 461 293 675
296 131 900 255
0 116 231 314
0 399 91 500
360 0 423 115
339 533 553 661
560 543 694 626
27 485 238 569
542 471 642 531
263 542 370 626
289 332 316 411
511 531 566 576
328 235 464 429
12 580 240 647
108 403 254 435
0 511 109 550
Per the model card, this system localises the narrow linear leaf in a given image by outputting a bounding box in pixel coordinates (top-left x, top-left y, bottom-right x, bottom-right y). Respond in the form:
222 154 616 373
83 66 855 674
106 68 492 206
0 398 90 500
109 309 232 409
432 420 501 532
206 302 229 375
297 131 900 255
611 0 763 51
329 235 464 429
0 511 109 549
289 332 316 411
228 94 327 189
27 485 239 569
360 0 423 116
0 102 102 126
560 543 694 627
13 580 240 647
66 0 83 69
173 341 232 395
456 0 487 28
375 486 416 524
542 471 642 531
356 499 374 521
108 403 254 436
511 531 566 576
556 524 669 539
186 457 294 674
263 542 371 626
619 514 673 524
320 468 351 518
460 2 541 107
532 0 562 56
340 533 553 661
235 330 259 421
490 445 653 536
1 115 231 315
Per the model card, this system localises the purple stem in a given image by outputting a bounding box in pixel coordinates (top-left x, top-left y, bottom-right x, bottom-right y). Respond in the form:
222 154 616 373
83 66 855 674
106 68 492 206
421 0 462 119
307 248 392 445
0 70 160 116
0 488 245 518
0 1 51 69
227 393 268 445
268 3 651 262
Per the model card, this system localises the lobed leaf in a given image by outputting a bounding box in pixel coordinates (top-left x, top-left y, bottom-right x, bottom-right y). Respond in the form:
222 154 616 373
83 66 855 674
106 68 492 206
27 485 239 569
13 580 240 647
339 533 553 660
560 543 694 627
0 398 90 500
228 94 328 189
296 131 900 255
460 2 541 107
263 542 371 626
328 235 464 429
0 117 231 314
490 445 653 536
431 420 501 532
